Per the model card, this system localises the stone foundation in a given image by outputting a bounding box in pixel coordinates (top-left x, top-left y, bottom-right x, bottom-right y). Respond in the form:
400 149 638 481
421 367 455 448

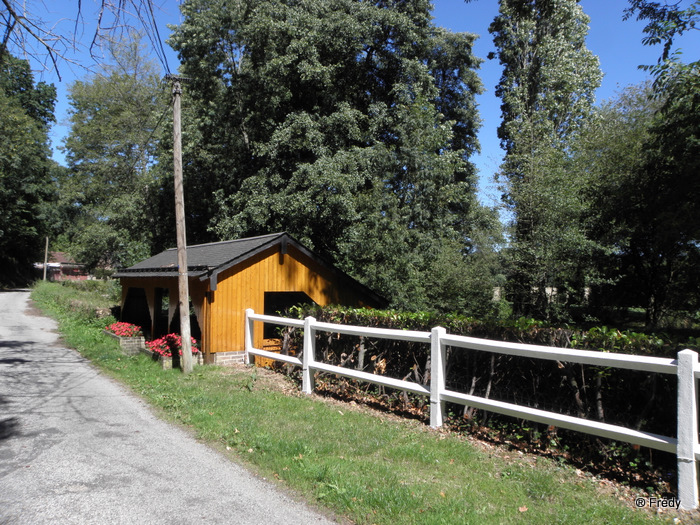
210 351 246 366
104 331 145 356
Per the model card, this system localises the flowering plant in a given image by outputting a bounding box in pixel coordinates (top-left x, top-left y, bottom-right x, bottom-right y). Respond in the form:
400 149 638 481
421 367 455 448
105 322 143 338
146 333 200 357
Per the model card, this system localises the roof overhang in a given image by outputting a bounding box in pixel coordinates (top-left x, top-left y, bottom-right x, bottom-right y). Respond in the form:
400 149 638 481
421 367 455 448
113 232 387 306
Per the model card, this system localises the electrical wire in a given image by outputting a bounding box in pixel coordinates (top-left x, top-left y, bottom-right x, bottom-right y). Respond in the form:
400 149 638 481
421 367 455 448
143 0 171 75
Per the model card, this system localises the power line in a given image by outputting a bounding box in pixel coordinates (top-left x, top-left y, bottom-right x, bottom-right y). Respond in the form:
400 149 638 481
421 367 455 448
144 1 172 75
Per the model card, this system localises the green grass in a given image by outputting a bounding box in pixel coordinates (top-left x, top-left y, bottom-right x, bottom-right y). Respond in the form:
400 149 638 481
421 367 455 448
30 281 675 525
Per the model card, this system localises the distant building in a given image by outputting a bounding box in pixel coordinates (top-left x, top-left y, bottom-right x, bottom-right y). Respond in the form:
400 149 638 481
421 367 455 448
35 252 89 281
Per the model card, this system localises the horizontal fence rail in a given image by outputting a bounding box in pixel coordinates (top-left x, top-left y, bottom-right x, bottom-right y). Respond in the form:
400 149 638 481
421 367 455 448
440 334 679 375
243 308 700 510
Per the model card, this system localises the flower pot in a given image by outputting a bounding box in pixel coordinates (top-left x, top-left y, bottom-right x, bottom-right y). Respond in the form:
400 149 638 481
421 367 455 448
104 330 146 356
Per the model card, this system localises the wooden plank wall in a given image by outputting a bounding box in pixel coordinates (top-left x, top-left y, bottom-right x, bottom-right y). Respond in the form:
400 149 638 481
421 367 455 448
208 245 370 353
120 245 377 358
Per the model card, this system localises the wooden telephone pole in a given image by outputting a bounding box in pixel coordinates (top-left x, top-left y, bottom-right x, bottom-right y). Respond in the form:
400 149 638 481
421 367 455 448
168 75 193 374
43 236 49 281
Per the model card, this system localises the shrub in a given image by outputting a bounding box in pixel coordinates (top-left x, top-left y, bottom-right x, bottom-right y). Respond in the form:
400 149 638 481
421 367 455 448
274 304 689 486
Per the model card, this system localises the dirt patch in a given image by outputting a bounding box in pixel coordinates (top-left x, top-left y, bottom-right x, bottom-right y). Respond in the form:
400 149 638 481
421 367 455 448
218 364 300 396
24 300 45 318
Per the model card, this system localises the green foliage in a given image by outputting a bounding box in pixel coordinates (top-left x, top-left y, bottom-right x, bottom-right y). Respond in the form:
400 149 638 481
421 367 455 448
570 83 656 322
624 0 699 92
167 0 496 310
562 2 700 328
628 78 700 326
282 304 681 460
571 326 665 356
0 54 56 285
288 304 677 356
571 72 700 328
58 35 167 269
628 1 700 327
0 54 56 128
31 280 119 324
489 0 602 321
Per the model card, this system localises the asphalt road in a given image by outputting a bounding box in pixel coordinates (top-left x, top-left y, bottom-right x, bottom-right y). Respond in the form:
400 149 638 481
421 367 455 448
0 290 336 525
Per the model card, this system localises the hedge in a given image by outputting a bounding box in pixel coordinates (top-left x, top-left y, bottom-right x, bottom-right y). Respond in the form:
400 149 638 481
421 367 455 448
267 305 698 488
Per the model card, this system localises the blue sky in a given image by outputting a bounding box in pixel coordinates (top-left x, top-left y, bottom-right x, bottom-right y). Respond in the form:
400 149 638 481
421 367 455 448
432 0 687 205
38 0 686 206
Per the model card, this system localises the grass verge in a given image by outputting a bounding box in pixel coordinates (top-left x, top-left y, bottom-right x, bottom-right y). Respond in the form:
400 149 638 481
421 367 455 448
30 281 678 524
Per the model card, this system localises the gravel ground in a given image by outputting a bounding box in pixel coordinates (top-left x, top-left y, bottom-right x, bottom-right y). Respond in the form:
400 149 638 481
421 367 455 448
0 290 337 525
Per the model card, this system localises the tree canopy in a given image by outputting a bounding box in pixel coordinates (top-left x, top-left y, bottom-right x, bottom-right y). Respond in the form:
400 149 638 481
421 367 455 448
58 36 167 270
489 0 602 320
0 53 56 285
20 0 697 327
165 0 492 310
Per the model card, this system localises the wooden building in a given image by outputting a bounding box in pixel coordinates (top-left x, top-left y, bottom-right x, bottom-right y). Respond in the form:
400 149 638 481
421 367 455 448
114 232 385 365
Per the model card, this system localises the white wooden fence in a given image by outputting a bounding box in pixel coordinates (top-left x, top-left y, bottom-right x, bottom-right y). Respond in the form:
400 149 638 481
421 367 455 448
244 308 700 510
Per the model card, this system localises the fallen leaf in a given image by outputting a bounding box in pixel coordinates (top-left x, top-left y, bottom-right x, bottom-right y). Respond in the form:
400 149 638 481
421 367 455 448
519 506 528 513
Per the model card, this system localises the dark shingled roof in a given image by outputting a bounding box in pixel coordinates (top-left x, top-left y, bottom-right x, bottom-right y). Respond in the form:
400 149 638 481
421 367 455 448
113 233 288 280
113 232 386 305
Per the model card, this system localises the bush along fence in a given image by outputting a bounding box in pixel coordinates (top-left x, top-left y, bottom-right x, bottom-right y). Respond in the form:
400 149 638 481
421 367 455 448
244 308 700 510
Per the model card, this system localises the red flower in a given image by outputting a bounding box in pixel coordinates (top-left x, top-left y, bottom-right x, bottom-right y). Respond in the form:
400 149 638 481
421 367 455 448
106 322 143 337
146 333 199 357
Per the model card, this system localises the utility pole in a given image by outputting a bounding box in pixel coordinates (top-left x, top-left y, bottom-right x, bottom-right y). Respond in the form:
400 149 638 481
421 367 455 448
43 236 49 281
168 75 193 374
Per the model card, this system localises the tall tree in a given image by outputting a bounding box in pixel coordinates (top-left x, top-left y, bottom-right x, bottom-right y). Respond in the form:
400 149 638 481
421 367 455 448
489 0 602 319
59 36 166 269
167 0 487 309
612 0 700 326
0 53 56 285
570 83 660 322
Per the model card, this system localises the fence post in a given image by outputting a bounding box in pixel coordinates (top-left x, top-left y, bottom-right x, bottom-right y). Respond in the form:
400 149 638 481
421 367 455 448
677 349 699 510
244 308 254 365
430 326 446 428
302 316 316 395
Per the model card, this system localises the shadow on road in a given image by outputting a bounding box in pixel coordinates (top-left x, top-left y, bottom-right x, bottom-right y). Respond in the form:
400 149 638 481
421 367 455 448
0 357 30 364
0 416 20 441
0 390 20 442
0 340 31 350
